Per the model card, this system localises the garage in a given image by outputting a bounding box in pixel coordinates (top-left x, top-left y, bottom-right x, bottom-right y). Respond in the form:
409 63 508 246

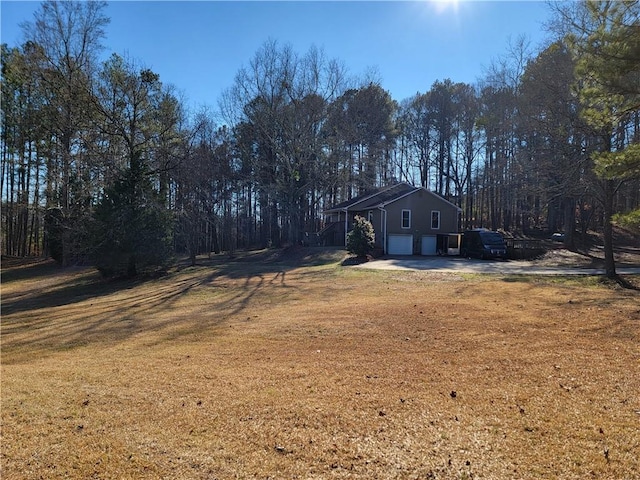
421 235 437 255
387 234 413 255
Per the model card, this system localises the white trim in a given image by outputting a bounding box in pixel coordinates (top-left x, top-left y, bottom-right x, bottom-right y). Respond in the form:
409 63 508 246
401 209 411 229
378 206 388 254
343 208 348 246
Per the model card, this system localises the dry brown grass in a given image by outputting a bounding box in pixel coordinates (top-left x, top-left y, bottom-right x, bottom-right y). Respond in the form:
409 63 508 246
2 250 639 479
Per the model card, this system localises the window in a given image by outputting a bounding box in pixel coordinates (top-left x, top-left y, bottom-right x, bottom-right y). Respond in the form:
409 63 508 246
431 210 440 230
368 210 374 223
401 209 411 229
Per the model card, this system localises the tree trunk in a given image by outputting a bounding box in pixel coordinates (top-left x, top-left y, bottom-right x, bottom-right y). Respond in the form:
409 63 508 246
563 197 576 250
127 255 137 278
602 180 617 279
211 219 220 254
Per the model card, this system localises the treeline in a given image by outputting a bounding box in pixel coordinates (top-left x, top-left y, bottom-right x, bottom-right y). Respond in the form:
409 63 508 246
1 1 639 277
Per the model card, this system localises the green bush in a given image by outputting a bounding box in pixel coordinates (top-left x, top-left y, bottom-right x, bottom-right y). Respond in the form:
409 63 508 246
613 209 640 233
346 215 375 257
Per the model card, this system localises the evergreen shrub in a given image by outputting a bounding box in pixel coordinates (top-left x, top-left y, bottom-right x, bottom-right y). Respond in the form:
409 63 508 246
346 215 375 258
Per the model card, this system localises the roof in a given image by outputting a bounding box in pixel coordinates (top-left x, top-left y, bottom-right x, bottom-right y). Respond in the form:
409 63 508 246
324 183 461 213
323 183 416 213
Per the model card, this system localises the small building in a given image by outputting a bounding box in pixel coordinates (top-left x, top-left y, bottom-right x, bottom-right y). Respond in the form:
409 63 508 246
321 183 461 255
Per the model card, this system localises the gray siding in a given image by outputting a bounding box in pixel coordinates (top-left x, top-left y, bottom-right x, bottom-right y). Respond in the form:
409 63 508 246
384 190 459 236
323 187 460 252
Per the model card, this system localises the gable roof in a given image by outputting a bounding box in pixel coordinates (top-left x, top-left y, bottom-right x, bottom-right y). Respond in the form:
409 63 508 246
324 183 461 213
384 186 463 212
323 183 416 213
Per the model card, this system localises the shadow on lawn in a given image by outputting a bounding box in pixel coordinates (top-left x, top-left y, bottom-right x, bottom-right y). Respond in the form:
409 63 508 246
195 245 346 274
1 247 344 363
1 268 137 316
1 257 63 283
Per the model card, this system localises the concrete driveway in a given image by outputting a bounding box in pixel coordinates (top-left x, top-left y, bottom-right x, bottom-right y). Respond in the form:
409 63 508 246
353 256 640 275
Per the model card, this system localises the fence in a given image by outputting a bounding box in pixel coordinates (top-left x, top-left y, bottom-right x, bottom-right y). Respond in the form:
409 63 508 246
505 238 546 259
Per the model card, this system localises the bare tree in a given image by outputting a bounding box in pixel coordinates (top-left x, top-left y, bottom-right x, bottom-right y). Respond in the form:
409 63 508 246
221 39 348 246
21 0 109 264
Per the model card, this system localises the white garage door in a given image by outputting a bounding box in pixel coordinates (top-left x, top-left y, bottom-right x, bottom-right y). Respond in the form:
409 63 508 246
388 234 413 255
421 235 437 255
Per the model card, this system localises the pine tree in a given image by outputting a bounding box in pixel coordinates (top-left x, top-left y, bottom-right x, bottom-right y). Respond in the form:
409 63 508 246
568 0 640 277
91 153 172 277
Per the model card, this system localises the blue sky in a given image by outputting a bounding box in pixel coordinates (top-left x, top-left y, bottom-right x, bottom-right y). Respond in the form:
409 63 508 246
1 1 554 113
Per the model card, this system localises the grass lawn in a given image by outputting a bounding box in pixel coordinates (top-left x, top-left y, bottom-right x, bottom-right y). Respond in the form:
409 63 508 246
2 248 639 479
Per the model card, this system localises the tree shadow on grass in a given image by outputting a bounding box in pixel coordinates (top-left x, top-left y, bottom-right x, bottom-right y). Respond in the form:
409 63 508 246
198 245 346 274
2 247 340 315
1 268 138 316
1 247 344 363
1 257 59 281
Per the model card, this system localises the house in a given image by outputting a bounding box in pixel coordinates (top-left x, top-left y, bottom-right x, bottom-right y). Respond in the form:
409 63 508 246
321 183 462 255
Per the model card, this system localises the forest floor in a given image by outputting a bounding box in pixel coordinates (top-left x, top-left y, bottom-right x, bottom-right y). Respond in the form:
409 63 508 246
530 228 640 268
1 243 639 479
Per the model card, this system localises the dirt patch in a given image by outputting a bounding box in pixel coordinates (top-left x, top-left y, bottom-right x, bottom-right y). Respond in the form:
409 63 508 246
528 228 640 268
530 244 640 268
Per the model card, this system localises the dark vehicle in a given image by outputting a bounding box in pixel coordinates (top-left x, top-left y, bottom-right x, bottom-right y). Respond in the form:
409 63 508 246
461 229 508 260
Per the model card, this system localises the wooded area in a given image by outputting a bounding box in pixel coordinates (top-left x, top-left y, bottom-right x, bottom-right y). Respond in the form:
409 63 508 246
2 1 639 277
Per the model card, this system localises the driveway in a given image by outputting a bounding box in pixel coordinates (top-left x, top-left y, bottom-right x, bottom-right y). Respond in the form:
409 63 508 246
353 256 640 275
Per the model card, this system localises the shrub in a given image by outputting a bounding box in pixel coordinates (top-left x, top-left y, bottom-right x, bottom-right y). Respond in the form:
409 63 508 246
346 215 375 258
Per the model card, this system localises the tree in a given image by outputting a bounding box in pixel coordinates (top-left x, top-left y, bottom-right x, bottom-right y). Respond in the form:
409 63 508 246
397 82 479 228
397 92 434 189
174 115 235 264
477 85 517 231
90 55 174 276
518 41 592 246
91 152 172 277
1 42 48 257
346 215 375 258
324 84 398 198
477 36 533 232
22 0 109 264
429 79 455 197
454 83 482 230
222 40 347 247
560 0 640 278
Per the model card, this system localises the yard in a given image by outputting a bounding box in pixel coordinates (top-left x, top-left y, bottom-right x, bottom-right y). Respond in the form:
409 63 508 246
2 248 639 479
